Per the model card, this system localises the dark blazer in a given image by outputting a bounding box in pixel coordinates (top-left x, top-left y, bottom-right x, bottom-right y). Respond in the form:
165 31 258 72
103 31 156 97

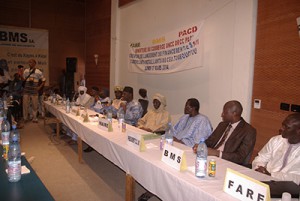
205 118 256 165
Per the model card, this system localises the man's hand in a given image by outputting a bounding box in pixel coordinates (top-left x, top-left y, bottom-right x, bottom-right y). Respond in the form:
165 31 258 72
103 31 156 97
120 102 126 112
173 137 183 144
255 166 271 176
193 144 198 153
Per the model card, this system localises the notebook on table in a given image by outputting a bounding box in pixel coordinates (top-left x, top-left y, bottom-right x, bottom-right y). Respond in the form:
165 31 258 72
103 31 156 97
261 180 300 198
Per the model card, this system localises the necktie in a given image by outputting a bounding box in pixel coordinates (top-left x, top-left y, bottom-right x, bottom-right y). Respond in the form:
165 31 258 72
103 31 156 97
279 144 292 171
214 124 232 149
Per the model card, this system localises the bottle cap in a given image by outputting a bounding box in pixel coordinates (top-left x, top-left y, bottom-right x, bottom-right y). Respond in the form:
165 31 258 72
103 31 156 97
12 124 17 129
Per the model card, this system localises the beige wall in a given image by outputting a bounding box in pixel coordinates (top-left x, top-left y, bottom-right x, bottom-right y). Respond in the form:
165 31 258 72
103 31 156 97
111 0 258 127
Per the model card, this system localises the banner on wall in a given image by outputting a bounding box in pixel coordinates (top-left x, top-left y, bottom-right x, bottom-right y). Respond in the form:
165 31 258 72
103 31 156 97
0 25 49 85
128 21 204 74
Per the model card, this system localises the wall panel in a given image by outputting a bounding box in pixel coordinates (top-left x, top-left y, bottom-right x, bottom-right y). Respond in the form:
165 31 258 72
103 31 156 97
85 0 111 90
251 0 300 158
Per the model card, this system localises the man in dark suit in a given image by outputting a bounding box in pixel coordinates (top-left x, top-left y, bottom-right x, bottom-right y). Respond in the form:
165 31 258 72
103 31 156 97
193 100 256 165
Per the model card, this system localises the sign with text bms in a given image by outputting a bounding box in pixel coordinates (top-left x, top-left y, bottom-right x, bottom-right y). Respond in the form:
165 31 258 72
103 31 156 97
128 21 204 74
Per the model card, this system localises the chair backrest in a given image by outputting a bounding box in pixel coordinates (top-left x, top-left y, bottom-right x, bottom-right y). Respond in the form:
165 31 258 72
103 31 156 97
138 99 149 117
242 150 253 168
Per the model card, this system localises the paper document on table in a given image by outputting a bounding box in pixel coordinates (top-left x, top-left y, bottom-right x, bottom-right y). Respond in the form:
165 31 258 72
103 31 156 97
142 133 161 140
21 166 31 174
146 143 158 149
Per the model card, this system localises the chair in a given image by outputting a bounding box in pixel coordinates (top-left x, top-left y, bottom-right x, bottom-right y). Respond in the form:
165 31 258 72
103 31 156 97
138 99 148 117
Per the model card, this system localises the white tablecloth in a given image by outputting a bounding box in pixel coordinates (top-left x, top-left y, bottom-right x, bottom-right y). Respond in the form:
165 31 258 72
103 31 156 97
44 102 292 201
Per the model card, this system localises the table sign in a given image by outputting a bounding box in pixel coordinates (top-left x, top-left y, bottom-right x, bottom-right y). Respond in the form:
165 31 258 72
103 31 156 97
71 107 79 116
126 130 146 152
98 118 109 131
161 143 187 171
82 112 89 122
224 168 270 201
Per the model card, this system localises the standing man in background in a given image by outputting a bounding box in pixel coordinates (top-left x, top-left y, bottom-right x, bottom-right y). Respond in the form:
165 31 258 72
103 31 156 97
22 59 46 123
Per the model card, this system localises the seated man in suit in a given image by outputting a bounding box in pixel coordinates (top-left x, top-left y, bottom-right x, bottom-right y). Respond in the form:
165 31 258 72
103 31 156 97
193 100 256 165
252 113 300 185
173 98 213 147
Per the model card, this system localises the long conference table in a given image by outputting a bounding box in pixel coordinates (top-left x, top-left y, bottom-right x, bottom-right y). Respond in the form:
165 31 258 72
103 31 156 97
44 101 283 201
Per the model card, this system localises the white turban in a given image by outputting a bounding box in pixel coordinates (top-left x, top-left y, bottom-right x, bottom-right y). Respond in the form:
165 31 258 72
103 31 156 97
152 93 166 112
78 86 87 93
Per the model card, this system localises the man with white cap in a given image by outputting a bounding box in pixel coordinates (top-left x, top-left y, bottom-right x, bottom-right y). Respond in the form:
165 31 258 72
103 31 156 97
67 86 92 145
111 85 123 110
137 93 170 133
75 86 92 107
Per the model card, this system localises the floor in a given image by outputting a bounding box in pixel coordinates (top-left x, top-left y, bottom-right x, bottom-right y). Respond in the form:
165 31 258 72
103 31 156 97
19 119 161 201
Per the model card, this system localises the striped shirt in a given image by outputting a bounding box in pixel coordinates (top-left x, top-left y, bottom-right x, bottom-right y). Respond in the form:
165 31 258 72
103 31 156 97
23 68 46 95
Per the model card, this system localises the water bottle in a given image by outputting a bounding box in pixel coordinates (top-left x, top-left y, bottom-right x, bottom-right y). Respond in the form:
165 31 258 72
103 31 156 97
195 138 208 178
3 92 8 110
62 94 66 105
0 107 4 125
10 124 20 143
8 131 21 182
66 98 70 113
1 115 11 160
51 93 56 104
0 98 4 109
107 108 113 132
165 122 174 145
117 108 124 129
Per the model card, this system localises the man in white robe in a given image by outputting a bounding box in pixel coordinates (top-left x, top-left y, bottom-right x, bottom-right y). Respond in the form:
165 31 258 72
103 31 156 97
252 113 300 185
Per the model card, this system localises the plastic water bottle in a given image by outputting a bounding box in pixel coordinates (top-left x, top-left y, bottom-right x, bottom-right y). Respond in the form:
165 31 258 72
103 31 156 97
3 92 8 110
195 138 208 178
107 108 113 132
0 98 4 109
0 107 4 125
66 98 70 113
165 122 174 145
117 108 124 130
8 130 21 182
1 115 11 160
10 124 20 143
62 94 66 105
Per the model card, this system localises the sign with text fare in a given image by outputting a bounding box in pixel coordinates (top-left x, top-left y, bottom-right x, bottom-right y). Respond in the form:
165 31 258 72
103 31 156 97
161 143 187 171
126 131 146 152
224 168 271 201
